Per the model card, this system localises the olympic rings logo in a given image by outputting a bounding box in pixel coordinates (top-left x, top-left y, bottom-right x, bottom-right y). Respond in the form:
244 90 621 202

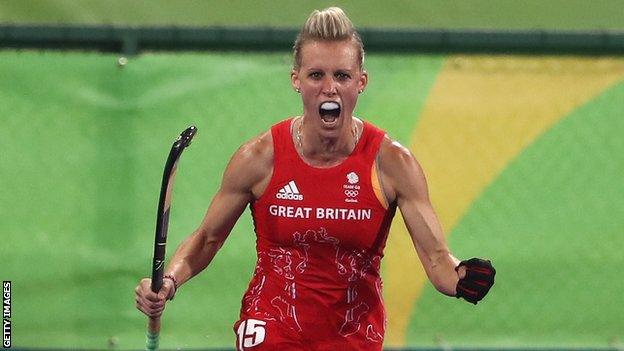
345 190 358 197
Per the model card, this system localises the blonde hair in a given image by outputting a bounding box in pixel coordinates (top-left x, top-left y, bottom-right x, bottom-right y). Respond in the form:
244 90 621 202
293 7 365 70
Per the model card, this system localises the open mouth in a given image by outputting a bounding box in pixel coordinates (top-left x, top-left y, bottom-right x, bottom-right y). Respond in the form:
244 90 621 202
319 101 341 125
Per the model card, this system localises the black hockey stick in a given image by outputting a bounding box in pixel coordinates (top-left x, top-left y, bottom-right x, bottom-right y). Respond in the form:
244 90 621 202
146 126 197 351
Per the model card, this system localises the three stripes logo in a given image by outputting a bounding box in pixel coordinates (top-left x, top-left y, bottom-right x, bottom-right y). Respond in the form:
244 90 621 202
276 180 304 201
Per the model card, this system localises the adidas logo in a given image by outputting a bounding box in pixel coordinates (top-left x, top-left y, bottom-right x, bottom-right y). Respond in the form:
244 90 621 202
276 180 304 201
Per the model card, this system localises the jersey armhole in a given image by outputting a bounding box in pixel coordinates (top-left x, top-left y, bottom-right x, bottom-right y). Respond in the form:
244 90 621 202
371 157 389 210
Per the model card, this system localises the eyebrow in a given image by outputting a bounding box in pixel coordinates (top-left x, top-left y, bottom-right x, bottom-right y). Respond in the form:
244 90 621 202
306 67 354 72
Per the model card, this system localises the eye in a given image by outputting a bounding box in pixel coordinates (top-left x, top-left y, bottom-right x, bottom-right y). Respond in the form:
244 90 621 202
335 72 351 81
309 71 323 79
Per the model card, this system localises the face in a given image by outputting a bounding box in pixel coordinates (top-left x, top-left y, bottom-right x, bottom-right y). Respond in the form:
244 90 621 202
291 39 367 137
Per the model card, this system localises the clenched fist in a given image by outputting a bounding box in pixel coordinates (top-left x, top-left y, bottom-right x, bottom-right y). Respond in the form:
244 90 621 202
135 278 175 318
455 258 496 305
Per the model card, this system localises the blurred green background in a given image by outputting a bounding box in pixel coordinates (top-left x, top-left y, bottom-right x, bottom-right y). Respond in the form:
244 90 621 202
1 1 623 350
2 0 624 30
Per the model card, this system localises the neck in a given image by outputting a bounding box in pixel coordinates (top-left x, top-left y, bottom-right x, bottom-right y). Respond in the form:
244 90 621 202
295 116 360 166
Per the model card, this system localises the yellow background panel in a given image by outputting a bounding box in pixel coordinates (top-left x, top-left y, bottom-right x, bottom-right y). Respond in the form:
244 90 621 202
383 55 624 346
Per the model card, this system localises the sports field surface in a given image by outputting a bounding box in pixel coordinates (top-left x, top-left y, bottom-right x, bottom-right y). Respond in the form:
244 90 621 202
1 51 623 350
1 0 624 30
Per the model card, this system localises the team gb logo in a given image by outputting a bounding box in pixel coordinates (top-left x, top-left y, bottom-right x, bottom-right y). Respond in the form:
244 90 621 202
347 172 359 184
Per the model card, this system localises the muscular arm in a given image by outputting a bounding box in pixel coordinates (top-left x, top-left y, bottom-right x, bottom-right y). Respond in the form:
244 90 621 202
378 138 460 296
164 132 273 288
135 132 272 317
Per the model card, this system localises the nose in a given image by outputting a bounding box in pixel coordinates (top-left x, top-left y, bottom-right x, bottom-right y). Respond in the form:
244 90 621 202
321 76 337 96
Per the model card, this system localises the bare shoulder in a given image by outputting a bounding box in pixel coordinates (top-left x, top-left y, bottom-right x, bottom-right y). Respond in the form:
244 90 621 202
378 136 423 176
222 130 274 195
233 130 274 167
377 135 428 201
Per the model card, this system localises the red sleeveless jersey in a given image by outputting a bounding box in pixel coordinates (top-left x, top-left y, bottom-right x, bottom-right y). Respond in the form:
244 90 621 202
239 118 396 349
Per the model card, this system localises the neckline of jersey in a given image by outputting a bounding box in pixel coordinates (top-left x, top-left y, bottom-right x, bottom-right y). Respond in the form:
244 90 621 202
288 116 367 171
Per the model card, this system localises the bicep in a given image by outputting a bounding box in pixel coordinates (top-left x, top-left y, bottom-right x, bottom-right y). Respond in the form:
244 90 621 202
195 141 267 243
196 184 250 244
397 165 447 260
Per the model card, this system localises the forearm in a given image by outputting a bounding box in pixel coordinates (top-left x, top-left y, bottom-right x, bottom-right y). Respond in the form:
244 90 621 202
164 230 225 287
401 201 460 296
163 185 250 287
426 250 460 296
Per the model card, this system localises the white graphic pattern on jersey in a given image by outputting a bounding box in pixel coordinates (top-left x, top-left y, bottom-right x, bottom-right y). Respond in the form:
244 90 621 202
244 227 383 342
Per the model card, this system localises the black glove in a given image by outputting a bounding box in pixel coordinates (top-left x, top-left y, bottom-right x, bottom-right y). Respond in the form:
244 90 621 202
455 258 496 305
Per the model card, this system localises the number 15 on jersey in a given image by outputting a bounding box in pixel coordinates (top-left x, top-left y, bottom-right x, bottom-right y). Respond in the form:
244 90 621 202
237 319 266 350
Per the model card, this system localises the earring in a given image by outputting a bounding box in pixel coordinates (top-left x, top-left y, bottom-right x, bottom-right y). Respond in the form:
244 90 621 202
358 89 363 94
296 88 301 93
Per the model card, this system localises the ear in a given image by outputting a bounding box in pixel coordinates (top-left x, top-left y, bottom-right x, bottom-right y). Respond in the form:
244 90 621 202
291 69 300 92
358 70 368 93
